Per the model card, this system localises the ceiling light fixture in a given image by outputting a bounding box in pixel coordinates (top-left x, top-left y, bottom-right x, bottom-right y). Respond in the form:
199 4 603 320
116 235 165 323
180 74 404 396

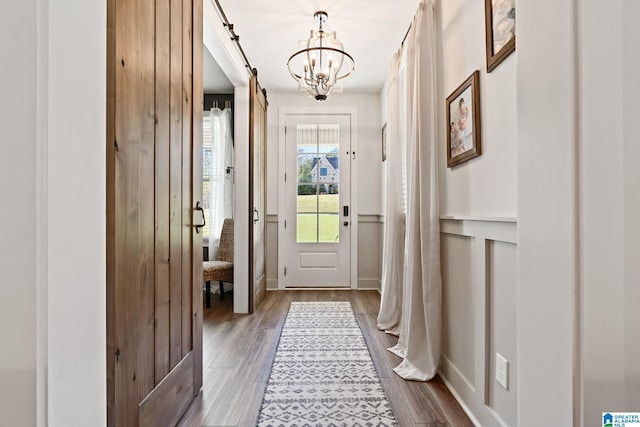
287 11 355 101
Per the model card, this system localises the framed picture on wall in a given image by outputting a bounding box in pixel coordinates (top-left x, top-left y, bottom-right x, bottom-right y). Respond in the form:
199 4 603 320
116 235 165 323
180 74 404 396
446 70 481 168
381 122 387 162
485 0 516 72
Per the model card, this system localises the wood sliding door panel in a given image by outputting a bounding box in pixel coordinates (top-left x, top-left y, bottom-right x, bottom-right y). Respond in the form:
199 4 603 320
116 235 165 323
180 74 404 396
139 352 194 427
181 0 193 358
107 0 203 425
168 0 184 371
154 0 171 384
137 0 157 401
106 0 116 422
112 0 157 423
249 76 267 313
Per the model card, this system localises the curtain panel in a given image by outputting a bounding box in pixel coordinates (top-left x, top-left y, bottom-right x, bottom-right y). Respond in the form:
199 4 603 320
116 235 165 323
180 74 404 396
378 0 442 381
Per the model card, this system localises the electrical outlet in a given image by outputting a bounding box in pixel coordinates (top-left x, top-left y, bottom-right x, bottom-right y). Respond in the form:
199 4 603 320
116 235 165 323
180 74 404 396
496 353 509 390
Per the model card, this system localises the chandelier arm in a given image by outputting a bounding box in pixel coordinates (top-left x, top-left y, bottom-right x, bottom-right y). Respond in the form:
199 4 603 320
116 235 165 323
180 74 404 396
287 47 354 69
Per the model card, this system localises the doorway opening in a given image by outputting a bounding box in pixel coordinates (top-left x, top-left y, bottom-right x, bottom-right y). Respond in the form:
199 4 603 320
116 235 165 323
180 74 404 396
201 54 235 305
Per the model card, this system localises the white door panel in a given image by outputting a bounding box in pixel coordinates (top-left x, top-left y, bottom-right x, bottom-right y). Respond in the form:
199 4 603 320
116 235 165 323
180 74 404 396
284 114 351 287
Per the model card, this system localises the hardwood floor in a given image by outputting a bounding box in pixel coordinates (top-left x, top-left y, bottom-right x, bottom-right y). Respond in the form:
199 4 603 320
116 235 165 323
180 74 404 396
177 290 473 427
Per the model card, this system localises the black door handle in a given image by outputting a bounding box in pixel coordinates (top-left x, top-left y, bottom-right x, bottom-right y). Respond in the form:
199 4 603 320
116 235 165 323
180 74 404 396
343 205 349 216
194 202 206 233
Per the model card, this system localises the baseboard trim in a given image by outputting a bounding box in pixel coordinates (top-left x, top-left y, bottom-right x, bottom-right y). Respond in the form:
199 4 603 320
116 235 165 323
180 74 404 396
357 278 380 290
438 370 482 427
266 278 278 290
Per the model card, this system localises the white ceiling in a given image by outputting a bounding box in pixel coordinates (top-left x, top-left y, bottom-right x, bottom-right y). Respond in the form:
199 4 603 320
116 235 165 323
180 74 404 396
212 0 421 94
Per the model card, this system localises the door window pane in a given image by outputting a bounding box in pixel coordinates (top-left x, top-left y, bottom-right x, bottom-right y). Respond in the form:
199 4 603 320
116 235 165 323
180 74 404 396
318 214 340 243
296 124 340 243
297 184 318 213
296 214 317 243
297 154 315 183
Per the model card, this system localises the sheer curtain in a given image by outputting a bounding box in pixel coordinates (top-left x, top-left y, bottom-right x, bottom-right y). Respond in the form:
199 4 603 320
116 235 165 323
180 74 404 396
377 52 405 335
208 107 234 260
380 0 442 381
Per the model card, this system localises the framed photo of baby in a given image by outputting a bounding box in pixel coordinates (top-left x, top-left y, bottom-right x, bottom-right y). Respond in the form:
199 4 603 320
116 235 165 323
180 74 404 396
485 0 516 72
446 70 481 168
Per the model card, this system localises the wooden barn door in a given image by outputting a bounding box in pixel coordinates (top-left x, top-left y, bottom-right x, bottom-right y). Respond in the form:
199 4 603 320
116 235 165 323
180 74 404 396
249 76 267 312
106 0 203 426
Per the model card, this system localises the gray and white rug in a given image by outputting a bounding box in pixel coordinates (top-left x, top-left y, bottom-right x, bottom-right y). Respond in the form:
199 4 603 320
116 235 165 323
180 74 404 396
257 301 398 426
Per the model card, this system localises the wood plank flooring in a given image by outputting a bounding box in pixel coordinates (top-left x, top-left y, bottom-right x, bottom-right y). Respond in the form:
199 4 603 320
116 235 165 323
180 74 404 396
177 290 474 427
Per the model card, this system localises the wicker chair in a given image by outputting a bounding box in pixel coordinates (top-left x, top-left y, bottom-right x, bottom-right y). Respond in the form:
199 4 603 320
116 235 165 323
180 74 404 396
203 218 234 308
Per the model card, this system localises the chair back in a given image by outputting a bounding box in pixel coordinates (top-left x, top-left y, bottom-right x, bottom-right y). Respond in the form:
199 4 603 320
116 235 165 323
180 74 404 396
217 218 234 263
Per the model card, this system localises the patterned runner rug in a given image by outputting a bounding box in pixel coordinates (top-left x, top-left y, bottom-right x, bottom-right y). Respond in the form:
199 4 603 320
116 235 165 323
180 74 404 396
257 301 398 426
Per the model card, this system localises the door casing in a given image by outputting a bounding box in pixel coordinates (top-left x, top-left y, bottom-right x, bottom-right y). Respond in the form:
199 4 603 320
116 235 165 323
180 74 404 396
277 108 359 290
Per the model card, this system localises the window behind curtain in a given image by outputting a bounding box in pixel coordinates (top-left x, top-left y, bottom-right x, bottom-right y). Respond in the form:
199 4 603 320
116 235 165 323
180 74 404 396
202 111 220 239
400 47 408 214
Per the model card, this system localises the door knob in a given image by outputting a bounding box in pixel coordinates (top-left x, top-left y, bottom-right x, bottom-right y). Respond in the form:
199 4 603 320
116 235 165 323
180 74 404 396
343 221 349 226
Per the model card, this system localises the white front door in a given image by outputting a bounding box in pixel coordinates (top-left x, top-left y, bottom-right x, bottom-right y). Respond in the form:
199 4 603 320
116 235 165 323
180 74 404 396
284 114 351 287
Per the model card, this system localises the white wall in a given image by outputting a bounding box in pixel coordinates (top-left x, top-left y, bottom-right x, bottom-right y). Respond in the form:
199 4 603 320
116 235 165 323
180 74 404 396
440 0 517 218
516 0 577 424
47 1 107 425
580 0 640 422
0 1 107 426
436 0 518 424
0 2 38 426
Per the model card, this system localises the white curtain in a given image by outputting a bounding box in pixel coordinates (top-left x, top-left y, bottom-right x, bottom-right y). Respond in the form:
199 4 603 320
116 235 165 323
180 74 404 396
380 0 442 381
377 52 405 336
208 107 234 260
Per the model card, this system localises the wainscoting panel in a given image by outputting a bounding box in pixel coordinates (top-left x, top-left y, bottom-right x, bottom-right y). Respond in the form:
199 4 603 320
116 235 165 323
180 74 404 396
266 215 278 290
487 240 517 427
357 215 382 290
441 234 476 391
439 217 517 427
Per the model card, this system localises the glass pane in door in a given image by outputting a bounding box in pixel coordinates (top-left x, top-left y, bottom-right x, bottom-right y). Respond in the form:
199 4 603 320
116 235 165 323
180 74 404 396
296 123 340 243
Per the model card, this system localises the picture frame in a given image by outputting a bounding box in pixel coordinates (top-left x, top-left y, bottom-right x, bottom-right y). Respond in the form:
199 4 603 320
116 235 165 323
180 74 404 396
381 122 387 162
485 0 516 72
446 70 481 168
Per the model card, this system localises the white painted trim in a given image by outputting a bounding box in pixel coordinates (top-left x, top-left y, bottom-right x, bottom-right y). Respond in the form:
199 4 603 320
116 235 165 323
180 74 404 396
357 214 383 223
266 279 278 290
440 354 476 394
203 0 250 87
356 279 380 290
350 109 359 290
474 237 488 406
440 215 517 223
36 0 49 424
277 107 359 290
233 86 250 314
438 370 482 427
440 217 517 244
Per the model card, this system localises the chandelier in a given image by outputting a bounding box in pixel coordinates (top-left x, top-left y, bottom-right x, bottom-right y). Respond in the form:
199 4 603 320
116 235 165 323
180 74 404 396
287 11 355 101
